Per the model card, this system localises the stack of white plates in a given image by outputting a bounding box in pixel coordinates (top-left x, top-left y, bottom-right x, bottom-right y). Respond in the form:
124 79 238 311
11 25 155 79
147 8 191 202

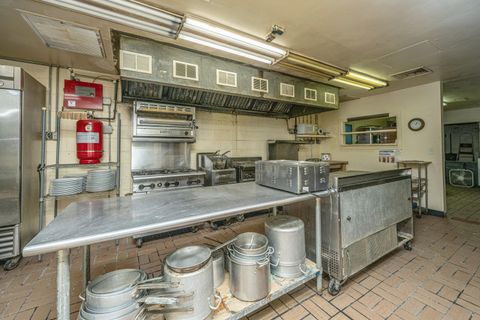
49 177 84 196
86 169 116 192
63 174 87 191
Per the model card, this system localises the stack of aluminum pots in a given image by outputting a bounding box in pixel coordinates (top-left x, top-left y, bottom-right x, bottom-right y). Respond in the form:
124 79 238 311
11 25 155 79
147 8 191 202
265 216 306 279
227 232 274 301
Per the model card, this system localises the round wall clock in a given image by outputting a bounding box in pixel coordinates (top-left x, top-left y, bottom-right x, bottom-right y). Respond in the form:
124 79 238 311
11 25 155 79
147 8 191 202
408 118 425 131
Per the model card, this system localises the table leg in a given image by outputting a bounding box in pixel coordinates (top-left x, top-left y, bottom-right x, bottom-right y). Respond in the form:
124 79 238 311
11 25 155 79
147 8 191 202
315 197 322 292
418 166 422 216
57 249 70 320
424 166 429 214
83 245 90 290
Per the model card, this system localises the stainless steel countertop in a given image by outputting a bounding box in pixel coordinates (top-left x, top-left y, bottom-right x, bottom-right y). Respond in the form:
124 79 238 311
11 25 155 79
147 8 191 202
23 183 313 256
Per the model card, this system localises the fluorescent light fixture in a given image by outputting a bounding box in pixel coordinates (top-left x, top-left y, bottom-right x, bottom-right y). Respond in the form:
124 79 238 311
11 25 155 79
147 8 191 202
179 33 273 64
332 77 374 90
39 0 183 38
281 53 344 77
183 17 286 58
346 71 387 87
276 60 332 80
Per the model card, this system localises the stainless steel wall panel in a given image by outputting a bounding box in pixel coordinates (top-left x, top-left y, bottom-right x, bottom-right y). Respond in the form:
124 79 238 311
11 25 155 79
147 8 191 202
19 69 44 248
339 179 412 248
131 142 190 170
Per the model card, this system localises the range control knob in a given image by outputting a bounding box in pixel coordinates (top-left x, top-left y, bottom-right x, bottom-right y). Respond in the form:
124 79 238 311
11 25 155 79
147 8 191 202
149 183 155 189
157 182 163 187
164 182 170 188
173 181 179 187
138 184 145 190
184 131 189 136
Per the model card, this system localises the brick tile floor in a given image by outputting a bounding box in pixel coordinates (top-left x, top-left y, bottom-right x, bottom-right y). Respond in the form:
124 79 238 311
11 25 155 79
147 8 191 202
1 213 479 319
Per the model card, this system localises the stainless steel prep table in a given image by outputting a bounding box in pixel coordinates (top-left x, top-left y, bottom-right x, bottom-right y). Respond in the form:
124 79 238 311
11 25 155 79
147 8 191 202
23 182 327 320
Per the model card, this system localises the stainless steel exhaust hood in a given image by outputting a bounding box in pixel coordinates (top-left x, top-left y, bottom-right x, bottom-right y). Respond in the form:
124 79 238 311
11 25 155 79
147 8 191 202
117 35 339 118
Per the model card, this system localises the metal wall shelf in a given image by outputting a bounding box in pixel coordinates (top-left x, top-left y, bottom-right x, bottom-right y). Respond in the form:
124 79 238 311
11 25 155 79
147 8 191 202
45 189 117 199
45 162 118 169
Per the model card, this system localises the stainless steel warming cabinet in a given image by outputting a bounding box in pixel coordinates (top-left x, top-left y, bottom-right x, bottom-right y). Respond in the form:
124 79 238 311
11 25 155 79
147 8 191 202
285 169 414 295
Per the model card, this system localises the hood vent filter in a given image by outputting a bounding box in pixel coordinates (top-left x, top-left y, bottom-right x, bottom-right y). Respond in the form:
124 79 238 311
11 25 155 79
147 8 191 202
280 83 295 97
216 69 237 87
325 92 336 104
173 61 199 81
251 77 268 93
304 88 318 101
120 50 152 74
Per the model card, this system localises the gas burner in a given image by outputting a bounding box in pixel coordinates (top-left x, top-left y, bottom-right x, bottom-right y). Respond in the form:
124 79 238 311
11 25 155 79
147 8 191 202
132 168 197 176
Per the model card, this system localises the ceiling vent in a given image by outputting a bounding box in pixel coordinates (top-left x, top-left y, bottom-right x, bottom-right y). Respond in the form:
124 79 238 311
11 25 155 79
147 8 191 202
304 88 318 101
391 66 433 80
280 83 295 97
216 69 237 87
173 60 199 81
324 92 336 104
120 50 152 74
21 11 104 57
251 77 269 93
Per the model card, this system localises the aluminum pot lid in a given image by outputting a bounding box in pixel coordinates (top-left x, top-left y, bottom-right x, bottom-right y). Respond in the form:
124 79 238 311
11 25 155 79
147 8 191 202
265 216 304 232
166 245 211 273
88 269 146 295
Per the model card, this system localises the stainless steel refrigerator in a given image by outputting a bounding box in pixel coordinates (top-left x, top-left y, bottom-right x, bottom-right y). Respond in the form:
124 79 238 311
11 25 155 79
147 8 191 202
0 65 44 269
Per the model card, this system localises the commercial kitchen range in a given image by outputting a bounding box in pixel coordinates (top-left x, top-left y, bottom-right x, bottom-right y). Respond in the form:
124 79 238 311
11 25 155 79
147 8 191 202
23 168 413 320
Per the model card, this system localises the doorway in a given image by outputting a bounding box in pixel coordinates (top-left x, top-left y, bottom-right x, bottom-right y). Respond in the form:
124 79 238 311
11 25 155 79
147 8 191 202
444 122 480 224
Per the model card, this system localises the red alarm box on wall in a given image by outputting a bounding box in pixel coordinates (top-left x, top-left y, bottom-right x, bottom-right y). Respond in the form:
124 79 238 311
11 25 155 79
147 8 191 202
64 80 103 111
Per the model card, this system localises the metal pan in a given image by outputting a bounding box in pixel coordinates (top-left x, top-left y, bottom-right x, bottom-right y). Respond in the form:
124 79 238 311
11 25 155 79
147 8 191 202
83 269 180 312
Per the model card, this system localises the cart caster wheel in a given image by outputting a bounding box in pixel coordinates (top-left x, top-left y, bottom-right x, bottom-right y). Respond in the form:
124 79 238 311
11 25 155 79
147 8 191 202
416 212 422 219
136 238 144 248
191 226 199 233
236 215 245 222
3 257 21 271
404 241 413 251
210 222 219 230
328 279 341 296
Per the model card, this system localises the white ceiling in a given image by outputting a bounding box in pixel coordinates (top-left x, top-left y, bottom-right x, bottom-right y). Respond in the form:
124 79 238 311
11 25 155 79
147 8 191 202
1 0 480 103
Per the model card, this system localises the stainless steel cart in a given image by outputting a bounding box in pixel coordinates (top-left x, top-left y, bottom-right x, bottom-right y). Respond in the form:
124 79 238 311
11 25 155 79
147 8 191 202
285 169 414 295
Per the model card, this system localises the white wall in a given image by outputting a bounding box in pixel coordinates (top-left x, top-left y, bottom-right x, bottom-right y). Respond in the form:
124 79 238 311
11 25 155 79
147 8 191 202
302 82 446 212
192 112 292 165
444 106 480 124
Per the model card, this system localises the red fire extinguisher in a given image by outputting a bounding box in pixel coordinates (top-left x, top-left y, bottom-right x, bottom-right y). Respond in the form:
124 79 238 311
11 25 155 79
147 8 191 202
76 119 103 164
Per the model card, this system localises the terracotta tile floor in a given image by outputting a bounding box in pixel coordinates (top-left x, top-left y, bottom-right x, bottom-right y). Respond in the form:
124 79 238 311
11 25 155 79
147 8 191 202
1 213 479 319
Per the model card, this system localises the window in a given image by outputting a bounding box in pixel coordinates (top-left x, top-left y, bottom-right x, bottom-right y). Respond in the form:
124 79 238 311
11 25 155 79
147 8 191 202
342 114 397 145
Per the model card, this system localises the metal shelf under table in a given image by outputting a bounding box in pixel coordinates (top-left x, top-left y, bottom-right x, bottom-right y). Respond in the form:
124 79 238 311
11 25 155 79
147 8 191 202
214 259 319 320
